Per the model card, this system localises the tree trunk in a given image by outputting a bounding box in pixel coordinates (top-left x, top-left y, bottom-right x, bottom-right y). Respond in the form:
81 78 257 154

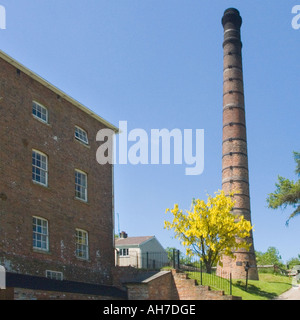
205 261 212 274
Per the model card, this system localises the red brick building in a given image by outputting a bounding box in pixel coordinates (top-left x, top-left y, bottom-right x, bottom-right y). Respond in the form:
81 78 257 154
0 49 121 295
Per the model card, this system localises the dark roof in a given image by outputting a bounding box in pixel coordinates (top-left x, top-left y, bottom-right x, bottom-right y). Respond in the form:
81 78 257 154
115 236 154 246
6 272 127 299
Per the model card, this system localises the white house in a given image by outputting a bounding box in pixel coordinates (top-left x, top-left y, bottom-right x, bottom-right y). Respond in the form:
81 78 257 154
115 232 169 269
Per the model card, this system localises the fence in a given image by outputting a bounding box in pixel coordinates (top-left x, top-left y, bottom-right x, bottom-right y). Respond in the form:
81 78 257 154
176 252 233 295
115 249 232 295
180 262 232 295
257 265 289 275
115 250 171 270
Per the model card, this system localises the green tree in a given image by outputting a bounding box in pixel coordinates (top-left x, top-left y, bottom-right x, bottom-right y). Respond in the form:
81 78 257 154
256 246 283 267
165 247 194 265
165 247 177 261
267 151 300 225
287 254 300 269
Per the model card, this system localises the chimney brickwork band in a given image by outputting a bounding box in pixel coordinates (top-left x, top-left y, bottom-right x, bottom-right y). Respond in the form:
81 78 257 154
218 8 259 280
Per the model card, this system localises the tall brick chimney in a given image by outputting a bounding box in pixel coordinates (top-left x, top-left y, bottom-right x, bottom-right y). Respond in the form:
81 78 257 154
219 8 259 280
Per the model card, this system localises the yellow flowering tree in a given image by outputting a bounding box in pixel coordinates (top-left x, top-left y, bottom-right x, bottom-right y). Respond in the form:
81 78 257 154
164 190 253 273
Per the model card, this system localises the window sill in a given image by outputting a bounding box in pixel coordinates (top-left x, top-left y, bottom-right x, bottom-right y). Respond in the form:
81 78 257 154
32 115 52 127
74 138 91 149
76 257 90 262
74 197 90 205
33 248 51 255
32 181 49 189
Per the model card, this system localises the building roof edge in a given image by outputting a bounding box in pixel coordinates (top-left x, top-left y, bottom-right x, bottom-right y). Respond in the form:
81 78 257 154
0 50 119 133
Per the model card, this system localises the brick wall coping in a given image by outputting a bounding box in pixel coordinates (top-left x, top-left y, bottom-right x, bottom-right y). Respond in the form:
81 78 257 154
141 271 171 283
123 271 171 284
6 272 127 299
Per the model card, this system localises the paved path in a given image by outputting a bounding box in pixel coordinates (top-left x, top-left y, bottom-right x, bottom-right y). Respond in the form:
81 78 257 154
275 285 300 300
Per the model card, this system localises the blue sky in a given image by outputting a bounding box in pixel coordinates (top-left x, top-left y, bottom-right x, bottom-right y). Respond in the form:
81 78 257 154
1 1 299 263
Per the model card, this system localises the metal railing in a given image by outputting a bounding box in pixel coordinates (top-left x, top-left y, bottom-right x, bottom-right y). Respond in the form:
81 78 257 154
173 250 233 295
115 250 171 270
115 249 233 295
182 263 232 295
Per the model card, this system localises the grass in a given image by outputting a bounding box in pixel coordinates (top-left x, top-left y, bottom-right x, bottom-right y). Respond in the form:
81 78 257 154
231 273 292 300
187 271 292 300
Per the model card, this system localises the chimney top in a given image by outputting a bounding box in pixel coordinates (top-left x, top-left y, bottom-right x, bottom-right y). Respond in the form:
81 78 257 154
222 8 242 28
224 8 240 16
119 231 128 239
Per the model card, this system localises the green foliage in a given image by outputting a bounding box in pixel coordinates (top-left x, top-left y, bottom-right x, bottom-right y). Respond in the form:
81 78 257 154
257 267 277 274
294 151 300 176
165 247 176 260
266 151 300 224
165 247 195 266
287 254 300 269
180 254 194 266
187 271 231 293
256 246 284 268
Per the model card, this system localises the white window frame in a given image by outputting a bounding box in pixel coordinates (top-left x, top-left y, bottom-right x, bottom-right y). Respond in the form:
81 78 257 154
75 126 89 145
32 216 49 252
46 270 63 281
75 229 89 260
119 248 129 257
75 169 87 202
32 150 48 187
32 101 48 123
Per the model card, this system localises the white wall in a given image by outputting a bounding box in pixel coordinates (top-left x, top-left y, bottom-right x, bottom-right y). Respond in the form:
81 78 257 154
115 237 169 269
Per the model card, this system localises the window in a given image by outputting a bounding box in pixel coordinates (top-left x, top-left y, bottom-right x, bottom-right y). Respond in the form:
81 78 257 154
46 270 63 281
75 170 87 201
75 126 89 145
33 217 49 251
32 101 48 123
119 248 129 256
32 150 48 186
76 229 89 260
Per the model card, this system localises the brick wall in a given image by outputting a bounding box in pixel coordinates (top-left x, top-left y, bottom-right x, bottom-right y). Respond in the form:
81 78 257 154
0 288 14 300
1 288 123 300
171 270 241 300
0 271 127 300
126 284 149 300
126 272 177 300
113 268 241 300
1 268 242 300
0 55 115 285
112 266 151 288
148 272 177 300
